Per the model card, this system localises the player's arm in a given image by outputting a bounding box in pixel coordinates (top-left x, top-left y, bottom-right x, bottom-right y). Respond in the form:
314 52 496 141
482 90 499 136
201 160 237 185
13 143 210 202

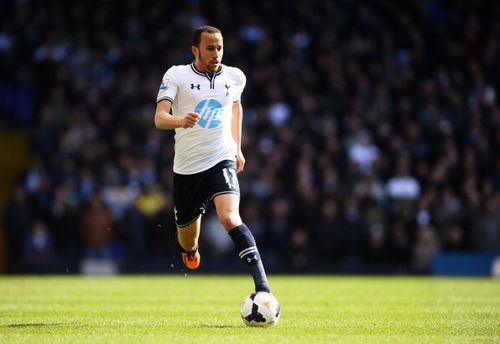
154 100 200 129
232 101 245 173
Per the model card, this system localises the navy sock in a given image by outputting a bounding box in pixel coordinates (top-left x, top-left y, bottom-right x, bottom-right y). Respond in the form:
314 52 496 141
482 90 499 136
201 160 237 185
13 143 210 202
228 224 270 293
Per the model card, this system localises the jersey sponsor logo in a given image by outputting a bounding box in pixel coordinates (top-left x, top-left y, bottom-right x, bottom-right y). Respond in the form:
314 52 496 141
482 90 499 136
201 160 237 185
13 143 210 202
190 83 201 90
195 99 223 129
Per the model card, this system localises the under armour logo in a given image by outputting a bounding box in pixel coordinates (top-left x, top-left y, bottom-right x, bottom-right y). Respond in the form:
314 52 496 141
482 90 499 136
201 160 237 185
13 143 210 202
191 83 200 90
246 255 258 264
225 83 230 96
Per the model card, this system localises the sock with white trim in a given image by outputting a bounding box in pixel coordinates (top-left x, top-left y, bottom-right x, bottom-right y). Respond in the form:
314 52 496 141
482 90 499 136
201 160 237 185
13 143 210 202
228 224 270 292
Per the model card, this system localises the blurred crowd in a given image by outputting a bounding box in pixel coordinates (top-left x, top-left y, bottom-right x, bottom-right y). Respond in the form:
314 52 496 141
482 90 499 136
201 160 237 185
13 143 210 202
1 0 499 274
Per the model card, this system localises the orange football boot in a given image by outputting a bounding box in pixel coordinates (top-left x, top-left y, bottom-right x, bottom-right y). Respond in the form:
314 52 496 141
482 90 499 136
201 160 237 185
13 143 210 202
181 250 201 270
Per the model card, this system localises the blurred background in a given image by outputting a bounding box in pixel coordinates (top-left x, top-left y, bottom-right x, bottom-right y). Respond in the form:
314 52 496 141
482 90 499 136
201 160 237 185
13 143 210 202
0 0 499 276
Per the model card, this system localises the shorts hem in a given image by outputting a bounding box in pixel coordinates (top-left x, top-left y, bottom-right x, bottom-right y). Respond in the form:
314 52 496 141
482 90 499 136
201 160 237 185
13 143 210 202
176 213 203 228
211 191 240 200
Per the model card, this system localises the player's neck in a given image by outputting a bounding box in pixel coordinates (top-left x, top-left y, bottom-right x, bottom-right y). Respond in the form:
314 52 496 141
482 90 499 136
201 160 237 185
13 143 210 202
193 61 220 76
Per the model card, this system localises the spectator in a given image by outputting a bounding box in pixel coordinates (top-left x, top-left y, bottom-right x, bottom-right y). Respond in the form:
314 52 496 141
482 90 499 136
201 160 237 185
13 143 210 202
2 185 33 272
347 130 380 175
413 225 440 272
472 194 500 251
441 224 468 251
80 192 114 259
1 0 499 273
386 154 421 201
24 219 55 266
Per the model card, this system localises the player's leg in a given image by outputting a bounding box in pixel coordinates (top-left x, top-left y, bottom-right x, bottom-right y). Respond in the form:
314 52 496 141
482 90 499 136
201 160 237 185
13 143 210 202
176 216 202 270
173 170 208 270
213 193 271 293
177 217 201 251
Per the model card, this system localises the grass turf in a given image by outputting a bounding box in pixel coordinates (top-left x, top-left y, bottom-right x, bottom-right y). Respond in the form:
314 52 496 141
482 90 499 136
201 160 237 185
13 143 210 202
0 275 498 343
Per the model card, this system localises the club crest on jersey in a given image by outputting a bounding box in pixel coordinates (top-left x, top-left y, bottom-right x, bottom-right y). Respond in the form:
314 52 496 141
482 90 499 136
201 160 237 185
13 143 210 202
195 99 223 129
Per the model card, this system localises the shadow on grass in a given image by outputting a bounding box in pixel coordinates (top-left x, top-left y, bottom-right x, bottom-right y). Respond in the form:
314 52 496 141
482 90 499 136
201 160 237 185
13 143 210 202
194 323 242 329
2 323 79 329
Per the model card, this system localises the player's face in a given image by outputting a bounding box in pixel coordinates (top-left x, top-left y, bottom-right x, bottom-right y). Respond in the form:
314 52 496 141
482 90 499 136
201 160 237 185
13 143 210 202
193 32 223 74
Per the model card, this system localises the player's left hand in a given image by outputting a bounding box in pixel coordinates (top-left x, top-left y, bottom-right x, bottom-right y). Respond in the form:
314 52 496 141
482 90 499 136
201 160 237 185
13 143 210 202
236 150 245 173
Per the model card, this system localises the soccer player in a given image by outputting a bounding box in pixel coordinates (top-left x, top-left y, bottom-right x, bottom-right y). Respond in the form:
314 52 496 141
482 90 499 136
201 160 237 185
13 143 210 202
154 26 271 293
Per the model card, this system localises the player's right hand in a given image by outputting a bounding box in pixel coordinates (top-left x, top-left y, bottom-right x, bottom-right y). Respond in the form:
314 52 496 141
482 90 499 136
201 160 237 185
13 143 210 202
180 112 201 128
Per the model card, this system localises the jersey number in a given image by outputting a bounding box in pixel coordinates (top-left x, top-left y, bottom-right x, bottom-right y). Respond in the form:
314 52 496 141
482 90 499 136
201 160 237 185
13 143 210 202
222 168 237 189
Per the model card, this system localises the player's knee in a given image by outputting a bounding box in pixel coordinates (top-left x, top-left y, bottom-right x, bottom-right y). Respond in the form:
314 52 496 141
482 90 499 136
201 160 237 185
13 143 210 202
219 212 241 231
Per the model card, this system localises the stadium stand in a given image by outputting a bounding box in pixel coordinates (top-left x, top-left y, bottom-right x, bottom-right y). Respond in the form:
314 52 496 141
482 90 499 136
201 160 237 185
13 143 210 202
0 0 499 274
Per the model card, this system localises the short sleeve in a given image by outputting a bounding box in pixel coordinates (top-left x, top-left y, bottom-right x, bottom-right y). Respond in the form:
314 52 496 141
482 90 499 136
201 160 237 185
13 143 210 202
156 67 178 103
233 68 246 103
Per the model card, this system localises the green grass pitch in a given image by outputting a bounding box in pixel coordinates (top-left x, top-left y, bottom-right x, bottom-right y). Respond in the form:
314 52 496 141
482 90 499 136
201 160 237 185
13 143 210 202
0 275 498 343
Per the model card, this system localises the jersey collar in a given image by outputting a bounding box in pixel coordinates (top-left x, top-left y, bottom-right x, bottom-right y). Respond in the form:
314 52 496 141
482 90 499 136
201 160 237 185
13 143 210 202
190 62 223 80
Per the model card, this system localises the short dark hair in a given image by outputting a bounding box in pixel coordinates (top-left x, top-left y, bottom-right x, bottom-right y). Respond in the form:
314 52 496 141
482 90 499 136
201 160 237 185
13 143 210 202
192 26 222 46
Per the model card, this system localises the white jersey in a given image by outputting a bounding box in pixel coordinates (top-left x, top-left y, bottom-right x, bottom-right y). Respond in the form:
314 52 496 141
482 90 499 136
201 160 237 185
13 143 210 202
157 63 246 175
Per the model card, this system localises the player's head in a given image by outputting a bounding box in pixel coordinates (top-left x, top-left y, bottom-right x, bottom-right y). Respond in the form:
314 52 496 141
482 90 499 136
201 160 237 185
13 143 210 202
192 26 223 74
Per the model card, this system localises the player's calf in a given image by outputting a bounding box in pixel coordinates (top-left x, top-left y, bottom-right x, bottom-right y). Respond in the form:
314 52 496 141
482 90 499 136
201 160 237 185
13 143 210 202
228 224 270 293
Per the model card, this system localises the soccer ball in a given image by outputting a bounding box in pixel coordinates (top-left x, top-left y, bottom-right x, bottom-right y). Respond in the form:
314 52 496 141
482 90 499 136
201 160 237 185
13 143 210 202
240 291 281 327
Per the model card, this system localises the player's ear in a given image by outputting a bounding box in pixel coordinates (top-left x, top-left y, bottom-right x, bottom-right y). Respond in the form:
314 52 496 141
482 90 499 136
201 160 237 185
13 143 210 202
192 45 198 57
